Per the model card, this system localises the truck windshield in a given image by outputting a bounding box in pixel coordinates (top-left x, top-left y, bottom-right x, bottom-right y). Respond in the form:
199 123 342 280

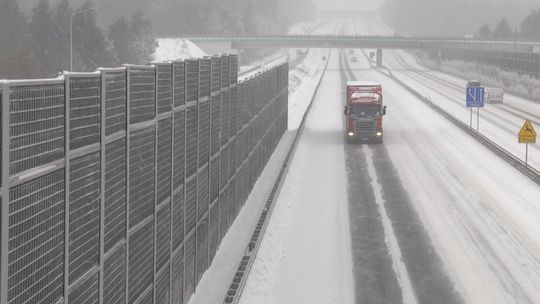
351 105 381 116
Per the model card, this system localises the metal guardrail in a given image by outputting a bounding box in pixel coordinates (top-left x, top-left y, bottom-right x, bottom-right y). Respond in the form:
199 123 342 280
223 49 330 304
0 54 289 304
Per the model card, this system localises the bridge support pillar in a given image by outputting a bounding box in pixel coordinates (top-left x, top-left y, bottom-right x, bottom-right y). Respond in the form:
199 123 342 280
376 48 383 68
436 49 443 68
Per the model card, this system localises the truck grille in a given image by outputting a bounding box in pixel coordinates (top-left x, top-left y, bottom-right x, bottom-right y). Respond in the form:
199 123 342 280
354 119 376 136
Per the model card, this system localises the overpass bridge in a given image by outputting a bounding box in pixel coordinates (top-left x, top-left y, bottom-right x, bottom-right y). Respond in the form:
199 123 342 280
183 34 540 52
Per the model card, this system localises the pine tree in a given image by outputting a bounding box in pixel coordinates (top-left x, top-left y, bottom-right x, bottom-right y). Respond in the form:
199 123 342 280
109 16 132 64
477 24 492 39
109 11 156 65
51 0 71 73
0 0 32 78
30 0 55 76
492 18 513 40
130 11 157 64
72 1 116 71
520 10 540 40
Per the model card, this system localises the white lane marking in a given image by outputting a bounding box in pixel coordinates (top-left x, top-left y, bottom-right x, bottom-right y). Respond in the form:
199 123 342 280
363 145 419 304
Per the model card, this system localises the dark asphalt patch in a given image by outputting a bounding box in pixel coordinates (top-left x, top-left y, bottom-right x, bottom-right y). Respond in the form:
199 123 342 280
345 144 404 304
370 145 464 304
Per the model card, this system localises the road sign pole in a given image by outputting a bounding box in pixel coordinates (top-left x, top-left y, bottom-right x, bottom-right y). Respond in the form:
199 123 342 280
526 143 529 168
470 108 473 128
477 107 480 131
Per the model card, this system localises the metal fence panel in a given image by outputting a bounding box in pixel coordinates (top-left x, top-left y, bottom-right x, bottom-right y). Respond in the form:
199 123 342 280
185 177 197 236
69 76 101 150
211 56 221 94
229 55 238 85
229 86 237 139
195 215 208 284
228 177 237 222
185 107 198 179
171 246 183 304
128 66 155 125
173 61 186 108
105 139 126 252
69 152 101 284
221 55 230 89
220 88 229 146
186 60 199 103
208 202 219 262
172 187 184 251
103 246 126 304
183 233 196 304
210 157 219 204
104 71 127 136
197 168 209 223
155 264 170 304
173 110 185 191
218 190 229 244
128 220 154 304
219 146 229 192
0 56 289 304
69 272 99 304
156 203 171 273
157 119 173 205
129 127 155 228
9 83 65 176
198 102 210 169
156 64 173 114
210 95 220 157
228 138 236 180
8 169 65 304
199 58 211 100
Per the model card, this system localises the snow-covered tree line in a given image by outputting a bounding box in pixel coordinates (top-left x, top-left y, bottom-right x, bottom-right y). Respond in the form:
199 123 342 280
382 0 537 36
0 0 156 78
477 10 540 40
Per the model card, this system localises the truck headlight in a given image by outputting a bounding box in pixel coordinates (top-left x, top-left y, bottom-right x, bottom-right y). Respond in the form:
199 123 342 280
376 131 383 137
348 132 355 137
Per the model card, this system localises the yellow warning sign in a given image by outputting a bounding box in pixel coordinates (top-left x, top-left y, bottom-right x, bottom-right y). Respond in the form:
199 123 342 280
518 120 537 144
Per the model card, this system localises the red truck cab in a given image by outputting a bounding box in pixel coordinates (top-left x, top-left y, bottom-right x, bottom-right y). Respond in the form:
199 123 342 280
343 81 387 144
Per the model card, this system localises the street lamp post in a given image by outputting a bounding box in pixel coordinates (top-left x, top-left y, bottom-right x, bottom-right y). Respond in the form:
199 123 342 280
70 8 97 71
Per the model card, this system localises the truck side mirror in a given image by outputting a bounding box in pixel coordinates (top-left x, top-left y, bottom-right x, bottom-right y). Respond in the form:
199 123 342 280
382 105 387 115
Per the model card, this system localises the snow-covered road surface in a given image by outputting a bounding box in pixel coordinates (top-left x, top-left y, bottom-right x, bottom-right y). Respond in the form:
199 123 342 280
240 19 540 304
239 49 354 304
347 19 540 303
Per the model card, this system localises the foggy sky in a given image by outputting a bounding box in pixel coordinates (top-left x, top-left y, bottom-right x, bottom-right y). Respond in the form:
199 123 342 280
313 0 385 11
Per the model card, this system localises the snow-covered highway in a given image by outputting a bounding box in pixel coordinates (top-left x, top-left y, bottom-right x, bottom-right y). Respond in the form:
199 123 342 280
236 19 540 304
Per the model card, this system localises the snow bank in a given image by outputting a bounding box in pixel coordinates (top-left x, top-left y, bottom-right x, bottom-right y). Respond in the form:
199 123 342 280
153 38 208 62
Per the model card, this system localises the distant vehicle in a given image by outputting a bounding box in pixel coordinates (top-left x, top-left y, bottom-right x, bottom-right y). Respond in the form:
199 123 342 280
485 87 504 103
344 81 387 144
322 56 326 61
351 57 358 62
466 80 482 87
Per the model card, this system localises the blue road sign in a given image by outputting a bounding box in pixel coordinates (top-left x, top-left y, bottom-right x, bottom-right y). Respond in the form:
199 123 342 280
466 86 485 107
